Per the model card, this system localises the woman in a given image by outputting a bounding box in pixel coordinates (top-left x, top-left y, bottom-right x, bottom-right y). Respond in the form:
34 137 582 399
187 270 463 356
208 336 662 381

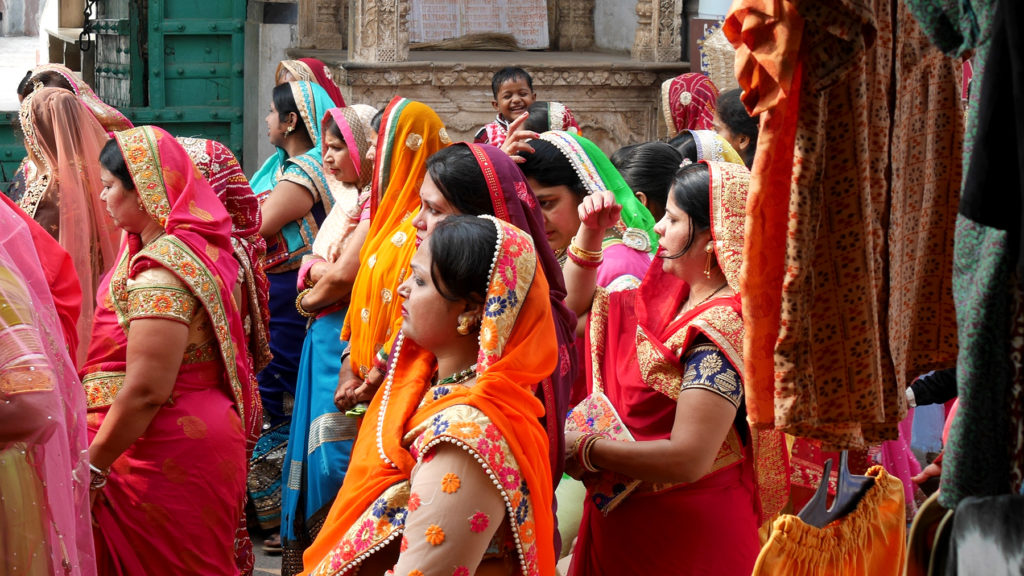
661 72 719 135
302 215 557 576
335 98 450 409
27 63 134 133
667 128 747 166
0 199 95 576
609 141 683 221
411 142 577 483
522 101 580 134
18 86 121 365
84 127 259 575
564 161 788 575
280 105 376 573
276 58 346 107
713 88 759 168
248 80 335 543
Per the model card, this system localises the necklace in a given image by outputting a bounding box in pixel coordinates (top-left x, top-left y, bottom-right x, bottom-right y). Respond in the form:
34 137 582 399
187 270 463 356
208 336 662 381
437 364 478 386
678 283 729 318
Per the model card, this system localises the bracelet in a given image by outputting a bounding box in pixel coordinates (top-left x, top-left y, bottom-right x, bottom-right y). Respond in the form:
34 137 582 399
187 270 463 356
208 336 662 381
89 463 109 490
340 348 352 367
373 348 389 372
569 434 588 462
580 434 603 473
568 236 604 263
295 288 316 318
567 247 602 269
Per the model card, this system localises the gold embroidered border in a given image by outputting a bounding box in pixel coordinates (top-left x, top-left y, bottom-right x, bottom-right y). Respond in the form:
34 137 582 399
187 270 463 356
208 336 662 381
83 371 126 408
126 285 197 324
588 288 611 395
0 364 55 395
17 90 52 219
115 127 172 228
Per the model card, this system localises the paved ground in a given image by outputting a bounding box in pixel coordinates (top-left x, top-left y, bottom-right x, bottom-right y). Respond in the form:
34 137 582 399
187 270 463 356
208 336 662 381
0 35 42 110
252 532 283 576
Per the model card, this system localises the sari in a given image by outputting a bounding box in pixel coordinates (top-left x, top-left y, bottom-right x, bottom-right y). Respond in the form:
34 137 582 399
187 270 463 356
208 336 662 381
248 80 335 534
301 218 557 576
570 161 789 576
661 73 719 134
18 87 120 366
29 63 134 133
341 97 450 380
280 106 376 574
82 126 259 575
276 59 346 107
0 199 95 576
688 129 746 165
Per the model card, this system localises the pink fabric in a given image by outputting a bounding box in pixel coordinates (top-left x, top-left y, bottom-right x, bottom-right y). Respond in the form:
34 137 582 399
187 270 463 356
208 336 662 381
662 73 720 134
880 408 923 518
298 58 345 107
0 199 96 575
83 127 258 576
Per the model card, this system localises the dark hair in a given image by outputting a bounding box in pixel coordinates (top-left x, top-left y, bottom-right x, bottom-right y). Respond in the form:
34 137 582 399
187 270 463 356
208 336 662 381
610 141 681 221
18 70 76 100
716 88 758 167
666 131 698 164
370 108 385 133
429 215 497 304
323 113 342 142
272 83 309 142
16 71 33 100
667 163 711 257
99 139 134 190
518 139 588 200
491 66 534 98
521 101 550 133
425 146 494 216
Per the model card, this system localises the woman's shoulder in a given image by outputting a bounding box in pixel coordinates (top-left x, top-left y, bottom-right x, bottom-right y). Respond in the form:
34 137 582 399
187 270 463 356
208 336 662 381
598 242 651 292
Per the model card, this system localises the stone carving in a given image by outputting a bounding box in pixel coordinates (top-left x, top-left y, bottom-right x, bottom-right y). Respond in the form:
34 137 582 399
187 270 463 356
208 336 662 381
633 0 683 62
348 0 411 63
555 0 595 51
299 0 346 49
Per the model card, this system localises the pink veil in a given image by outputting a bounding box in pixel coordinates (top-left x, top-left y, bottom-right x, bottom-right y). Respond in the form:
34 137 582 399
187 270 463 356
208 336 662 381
0 200 96 575
19 87 121 366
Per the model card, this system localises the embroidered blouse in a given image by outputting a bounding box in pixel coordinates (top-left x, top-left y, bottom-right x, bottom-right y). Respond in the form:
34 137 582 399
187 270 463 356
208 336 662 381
123 266 219 366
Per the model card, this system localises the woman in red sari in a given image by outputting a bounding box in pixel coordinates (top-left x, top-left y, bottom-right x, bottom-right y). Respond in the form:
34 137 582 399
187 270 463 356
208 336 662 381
83 126 260 575
564 161 788 575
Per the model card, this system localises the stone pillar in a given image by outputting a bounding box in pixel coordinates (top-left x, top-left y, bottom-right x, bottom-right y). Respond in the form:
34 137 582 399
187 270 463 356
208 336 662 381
555 0 595 51
298 0 346 49
632 0 683 62
348 0 410 63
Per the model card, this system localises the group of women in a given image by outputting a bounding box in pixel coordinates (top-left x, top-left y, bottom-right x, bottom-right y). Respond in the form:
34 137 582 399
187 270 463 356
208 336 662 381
2 61 781 576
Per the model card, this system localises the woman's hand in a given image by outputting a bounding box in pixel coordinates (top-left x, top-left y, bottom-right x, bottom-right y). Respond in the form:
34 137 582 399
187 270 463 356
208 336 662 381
307 261 328 286
563 430 585 480
499 113 539 164
578 190 621 233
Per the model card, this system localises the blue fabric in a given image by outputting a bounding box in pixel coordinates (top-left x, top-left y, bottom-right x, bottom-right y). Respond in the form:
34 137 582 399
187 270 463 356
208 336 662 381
259 268 307 424
281 308 355 543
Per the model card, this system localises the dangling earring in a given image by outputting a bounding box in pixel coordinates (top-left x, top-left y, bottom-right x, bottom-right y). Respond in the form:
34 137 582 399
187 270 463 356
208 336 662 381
284 125 294 137
703 242 715 278
137 200 145 212
456 315 475 336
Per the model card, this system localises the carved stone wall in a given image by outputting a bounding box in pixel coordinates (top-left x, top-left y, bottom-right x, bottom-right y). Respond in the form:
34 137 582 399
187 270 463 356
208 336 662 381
554 0 596 51
632 0 683 62
347 0 410 63
299 0 347 49
308 53 687 152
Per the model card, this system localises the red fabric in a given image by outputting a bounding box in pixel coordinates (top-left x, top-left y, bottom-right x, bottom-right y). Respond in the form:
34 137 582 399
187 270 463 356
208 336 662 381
663 72 720 133
0 194 82 361
298 58 346 107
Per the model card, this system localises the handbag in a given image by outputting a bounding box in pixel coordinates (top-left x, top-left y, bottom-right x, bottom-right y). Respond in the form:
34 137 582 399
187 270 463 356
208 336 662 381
565 390 641 515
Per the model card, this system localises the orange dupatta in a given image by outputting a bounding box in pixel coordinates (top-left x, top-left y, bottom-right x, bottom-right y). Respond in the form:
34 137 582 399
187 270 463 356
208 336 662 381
340 98 451 378
303 217 556 575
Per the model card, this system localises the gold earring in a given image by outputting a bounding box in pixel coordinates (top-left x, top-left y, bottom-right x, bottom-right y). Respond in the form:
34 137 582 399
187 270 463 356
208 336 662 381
457 315 474 336
703 242 715 279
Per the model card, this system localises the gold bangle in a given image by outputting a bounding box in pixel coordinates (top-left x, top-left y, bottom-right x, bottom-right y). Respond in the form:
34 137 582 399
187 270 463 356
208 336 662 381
570 434 587 462
295 288 316 318
569 236 604 262
581 434 602 473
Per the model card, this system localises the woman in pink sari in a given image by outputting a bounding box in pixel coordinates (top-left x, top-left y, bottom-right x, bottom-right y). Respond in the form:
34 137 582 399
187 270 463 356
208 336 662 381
82 126 260 575
564 161 788 575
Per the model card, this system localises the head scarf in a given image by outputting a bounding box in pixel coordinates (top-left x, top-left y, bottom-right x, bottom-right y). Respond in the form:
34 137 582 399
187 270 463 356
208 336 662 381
538 130 657 253
18 87 120 366
113 126 261 450
689 129 746 166
322 105 375 192
341 98 450 378
177 136 272 374
661 73 719 134
531 101 580 133
30 63 133 133
302 217 557 576
276 58 346 107
0 200 96 576
635 160 789 522
249 81 336 197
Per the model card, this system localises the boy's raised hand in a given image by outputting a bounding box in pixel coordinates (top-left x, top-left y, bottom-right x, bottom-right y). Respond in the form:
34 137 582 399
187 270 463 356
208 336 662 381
500 112 540 164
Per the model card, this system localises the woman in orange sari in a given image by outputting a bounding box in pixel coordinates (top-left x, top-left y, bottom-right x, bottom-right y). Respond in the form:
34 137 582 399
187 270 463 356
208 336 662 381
302 215 556 576
83 127 260 575
564 161 788 575
18 87 120 366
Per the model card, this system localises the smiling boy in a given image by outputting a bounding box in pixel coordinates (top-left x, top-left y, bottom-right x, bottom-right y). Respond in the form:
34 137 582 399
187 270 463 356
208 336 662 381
474 67 537 146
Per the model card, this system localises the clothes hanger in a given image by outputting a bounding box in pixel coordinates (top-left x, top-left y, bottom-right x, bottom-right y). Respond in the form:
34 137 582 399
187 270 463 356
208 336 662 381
797 450 875 529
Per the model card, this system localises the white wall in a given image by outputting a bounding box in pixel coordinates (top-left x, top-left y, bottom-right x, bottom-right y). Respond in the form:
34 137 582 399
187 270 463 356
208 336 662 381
698 0 731 18
593 0 637 53
243 9 295 175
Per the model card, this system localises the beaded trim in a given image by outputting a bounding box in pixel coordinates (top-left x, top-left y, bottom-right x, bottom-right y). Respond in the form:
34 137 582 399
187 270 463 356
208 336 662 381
375 332 406 468
17 89 52 218
538 130 606 196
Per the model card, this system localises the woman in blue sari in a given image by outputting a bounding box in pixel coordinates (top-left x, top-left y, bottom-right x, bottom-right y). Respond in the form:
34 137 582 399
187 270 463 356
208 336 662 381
248 80 335 551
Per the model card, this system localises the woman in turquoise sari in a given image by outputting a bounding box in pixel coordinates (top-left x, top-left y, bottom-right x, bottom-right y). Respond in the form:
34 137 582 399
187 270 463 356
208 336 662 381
249 80 335 550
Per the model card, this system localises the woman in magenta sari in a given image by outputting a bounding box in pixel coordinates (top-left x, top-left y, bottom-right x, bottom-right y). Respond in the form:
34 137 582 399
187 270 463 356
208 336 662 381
82 126 260 575
564 161 789 575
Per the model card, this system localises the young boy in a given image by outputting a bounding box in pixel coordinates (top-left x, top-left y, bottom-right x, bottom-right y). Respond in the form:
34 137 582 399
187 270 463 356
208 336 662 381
474 66 537 146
